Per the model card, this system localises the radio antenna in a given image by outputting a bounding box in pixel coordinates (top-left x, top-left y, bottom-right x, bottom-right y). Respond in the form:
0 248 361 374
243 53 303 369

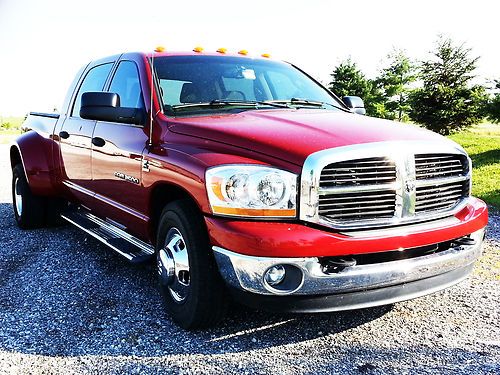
148 46 164 148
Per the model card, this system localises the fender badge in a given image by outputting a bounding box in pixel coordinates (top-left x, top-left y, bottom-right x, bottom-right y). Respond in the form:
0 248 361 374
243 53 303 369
114 172 140 185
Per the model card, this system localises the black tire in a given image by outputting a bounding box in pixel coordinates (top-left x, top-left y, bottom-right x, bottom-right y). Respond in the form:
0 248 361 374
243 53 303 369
12 164 46 229
156 199 228 329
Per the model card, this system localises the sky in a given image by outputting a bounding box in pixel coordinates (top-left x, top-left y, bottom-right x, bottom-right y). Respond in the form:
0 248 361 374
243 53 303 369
0 0 499 116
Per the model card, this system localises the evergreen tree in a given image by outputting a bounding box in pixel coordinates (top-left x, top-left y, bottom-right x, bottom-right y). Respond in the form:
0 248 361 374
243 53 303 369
409 37 487 135
375 49 416 121
485 79 500 123
328 59 382 117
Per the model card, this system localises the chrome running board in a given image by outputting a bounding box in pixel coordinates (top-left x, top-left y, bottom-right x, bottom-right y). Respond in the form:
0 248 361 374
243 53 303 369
61 208 154 263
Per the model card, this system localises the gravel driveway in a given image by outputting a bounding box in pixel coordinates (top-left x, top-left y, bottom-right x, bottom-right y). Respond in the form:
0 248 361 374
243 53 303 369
0 144 498 375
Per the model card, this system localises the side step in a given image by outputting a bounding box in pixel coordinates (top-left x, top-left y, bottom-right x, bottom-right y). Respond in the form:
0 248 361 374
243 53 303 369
61 209 154 264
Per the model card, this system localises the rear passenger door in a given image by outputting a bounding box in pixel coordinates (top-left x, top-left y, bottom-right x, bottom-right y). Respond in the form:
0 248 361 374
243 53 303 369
90 59 150 231
59 62 113 205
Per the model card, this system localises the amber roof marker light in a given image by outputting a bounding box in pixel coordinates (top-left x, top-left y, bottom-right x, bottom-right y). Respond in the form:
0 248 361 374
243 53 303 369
216 48 227 54
261 53 271 58
238 49 249 55
193 46 204 53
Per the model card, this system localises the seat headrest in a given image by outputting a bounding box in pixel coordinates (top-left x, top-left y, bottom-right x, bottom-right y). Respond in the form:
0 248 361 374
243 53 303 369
180 82 200 103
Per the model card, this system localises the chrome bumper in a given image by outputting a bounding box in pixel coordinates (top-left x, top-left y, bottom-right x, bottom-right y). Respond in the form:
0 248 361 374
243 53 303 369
213 228 484 297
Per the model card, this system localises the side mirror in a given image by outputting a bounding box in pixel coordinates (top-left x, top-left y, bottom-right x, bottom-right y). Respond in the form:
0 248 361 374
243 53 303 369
80 92 145 125
342 96 366 115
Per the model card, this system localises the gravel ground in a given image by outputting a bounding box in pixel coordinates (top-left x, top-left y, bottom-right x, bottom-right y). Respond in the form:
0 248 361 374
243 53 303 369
0 144 498 375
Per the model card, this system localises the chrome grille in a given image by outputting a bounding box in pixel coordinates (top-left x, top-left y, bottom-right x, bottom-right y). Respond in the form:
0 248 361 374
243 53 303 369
300 141 471 230
415 153 469 215
416 181 469 213
318 158 396 222
320 157 396 187
319 190 396 220
415 154 468 180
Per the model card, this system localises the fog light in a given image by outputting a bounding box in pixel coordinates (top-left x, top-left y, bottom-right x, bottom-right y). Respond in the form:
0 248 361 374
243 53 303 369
264 265 286 286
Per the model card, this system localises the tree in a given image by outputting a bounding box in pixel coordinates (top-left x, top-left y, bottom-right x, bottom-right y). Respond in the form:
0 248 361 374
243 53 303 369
329 58 370 98
328 58 383 117
485 79 500 123
374 49 416 121
409 37 487 135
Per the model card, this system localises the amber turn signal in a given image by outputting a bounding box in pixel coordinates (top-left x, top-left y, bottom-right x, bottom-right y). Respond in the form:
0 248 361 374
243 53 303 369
211 206 296 217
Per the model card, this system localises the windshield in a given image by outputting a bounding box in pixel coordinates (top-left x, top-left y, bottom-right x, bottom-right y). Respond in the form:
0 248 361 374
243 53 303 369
152 55 345 115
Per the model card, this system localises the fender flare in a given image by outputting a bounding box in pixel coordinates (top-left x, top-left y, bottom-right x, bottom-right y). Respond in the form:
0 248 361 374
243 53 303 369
10 131 59 196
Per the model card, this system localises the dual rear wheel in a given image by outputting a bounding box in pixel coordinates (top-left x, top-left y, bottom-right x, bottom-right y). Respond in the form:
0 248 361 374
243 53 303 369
12 164 66 229
12 164 46 229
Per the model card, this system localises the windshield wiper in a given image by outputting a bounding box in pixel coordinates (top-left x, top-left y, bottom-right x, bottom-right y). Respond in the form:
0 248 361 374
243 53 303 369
268 98 350 112
291 98 325 107
171 99 291 111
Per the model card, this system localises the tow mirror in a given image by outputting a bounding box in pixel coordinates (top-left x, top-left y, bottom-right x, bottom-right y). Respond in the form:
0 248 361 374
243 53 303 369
80 92 145 125
342 96 366 115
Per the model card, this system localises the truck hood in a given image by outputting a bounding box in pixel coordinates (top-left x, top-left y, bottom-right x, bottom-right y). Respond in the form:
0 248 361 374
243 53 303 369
168 109 448 166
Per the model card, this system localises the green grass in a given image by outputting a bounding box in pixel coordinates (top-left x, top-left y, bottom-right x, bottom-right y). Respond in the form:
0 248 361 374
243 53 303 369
449 123 500 210
0 116 23 144
0 116 24 129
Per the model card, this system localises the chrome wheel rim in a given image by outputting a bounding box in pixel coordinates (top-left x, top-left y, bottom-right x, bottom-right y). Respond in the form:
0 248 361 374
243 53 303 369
157 227 190 303
14 177 23 216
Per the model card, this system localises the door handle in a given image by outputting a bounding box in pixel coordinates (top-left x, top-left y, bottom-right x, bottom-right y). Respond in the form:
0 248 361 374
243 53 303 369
92 137 106 147
59 131 70 139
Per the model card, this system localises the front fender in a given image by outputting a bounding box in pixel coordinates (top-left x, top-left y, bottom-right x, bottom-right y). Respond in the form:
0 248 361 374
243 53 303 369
143 143 274 215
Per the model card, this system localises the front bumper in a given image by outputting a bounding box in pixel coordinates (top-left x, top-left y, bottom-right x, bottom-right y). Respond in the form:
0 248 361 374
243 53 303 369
205 197 488 258
213 228 485 311
227 264 474 313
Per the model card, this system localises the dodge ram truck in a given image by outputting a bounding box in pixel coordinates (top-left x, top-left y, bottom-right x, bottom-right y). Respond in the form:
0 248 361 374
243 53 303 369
11 49 488 329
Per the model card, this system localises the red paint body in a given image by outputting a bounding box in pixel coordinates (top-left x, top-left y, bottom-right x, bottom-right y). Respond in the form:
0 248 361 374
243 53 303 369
12 51 488 257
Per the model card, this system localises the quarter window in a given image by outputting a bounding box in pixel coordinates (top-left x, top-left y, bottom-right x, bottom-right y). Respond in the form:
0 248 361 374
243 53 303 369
72 63 113 117
108 61 144 109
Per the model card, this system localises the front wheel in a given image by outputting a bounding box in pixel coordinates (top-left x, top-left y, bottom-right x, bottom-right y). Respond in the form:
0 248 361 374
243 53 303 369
156 200 228 329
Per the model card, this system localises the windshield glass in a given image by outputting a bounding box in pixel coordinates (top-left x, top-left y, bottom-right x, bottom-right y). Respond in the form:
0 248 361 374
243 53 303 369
153 55 344 114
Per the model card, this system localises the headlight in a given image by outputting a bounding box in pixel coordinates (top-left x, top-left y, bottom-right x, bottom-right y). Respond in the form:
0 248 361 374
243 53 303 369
206 165 297 218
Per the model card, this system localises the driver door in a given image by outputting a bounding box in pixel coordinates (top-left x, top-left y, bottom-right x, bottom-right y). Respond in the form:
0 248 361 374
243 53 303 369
89 60 149 234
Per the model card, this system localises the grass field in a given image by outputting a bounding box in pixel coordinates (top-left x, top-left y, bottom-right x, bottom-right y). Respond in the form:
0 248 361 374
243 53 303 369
0 116 24 144
449 123 500 211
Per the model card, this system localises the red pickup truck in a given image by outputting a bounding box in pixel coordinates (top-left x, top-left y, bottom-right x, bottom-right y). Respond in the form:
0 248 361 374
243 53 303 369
11 50 488 329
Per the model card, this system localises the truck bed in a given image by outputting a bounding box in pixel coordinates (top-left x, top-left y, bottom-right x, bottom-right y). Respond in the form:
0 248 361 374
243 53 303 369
21 112 60 135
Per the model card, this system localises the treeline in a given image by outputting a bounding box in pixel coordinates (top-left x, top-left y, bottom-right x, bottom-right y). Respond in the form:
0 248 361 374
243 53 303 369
328 37 500 135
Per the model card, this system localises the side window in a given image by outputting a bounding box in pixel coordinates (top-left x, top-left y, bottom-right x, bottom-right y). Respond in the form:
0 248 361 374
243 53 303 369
108 61 144 109
72 63 113 117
